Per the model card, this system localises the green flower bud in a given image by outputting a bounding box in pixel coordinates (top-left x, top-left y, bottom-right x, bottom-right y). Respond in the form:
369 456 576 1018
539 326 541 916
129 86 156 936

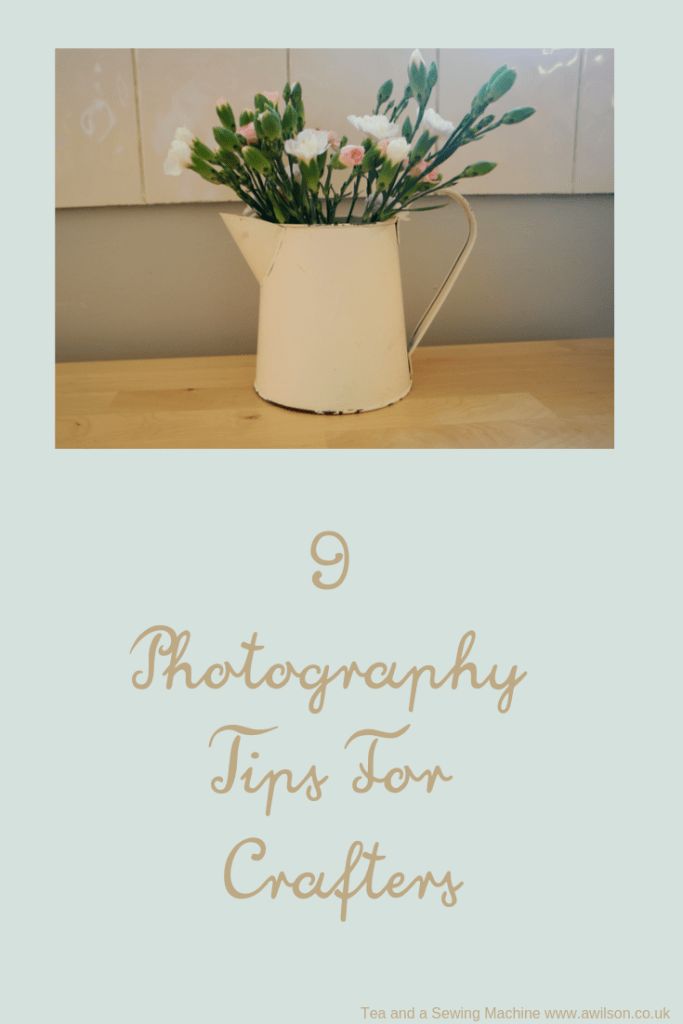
376 79 393 106
487 65 510 87
218 150 241 170
460 161 497 178
239 110 254 127
427 61 438 90
361 144 379 171
474 115 495 131
470 83 490 118
500 106 536 124
282 82 291 103
486 67 517 103
290 82 303 113
376 159 398 191
259 110 282 140
402 116 413 140
213 126 241 151
242 145 272 175
300 158 320 191
281 104 298 137
216 103 236 131
190 156 218 183
408 59 427 100
193 139 216 162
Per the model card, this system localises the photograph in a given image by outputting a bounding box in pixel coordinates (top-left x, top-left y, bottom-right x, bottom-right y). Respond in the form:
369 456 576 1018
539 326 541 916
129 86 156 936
55 48 614 448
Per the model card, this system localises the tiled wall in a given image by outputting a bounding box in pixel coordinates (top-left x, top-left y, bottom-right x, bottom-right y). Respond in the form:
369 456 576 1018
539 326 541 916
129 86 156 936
55 48 614 209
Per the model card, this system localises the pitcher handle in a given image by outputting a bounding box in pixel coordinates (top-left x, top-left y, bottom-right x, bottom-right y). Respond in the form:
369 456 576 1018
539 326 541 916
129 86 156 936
405 187 478 356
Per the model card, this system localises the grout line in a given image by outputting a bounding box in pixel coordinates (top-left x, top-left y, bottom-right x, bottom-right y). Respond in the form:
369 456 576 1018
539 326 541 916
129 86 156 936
286 49 291 84
131 48 148 204
570 49 586 195
435 48 441 111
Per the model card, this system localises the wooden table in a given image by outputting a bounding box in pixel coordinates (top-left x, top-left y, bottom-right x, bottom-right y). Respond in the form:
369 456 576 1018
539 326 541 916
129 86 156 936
55 338 613 449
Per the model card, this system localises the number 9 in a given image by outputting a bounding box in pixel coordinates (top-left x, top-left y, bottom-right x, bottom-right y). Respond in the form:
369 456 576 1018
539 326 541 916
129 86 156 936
311 531 349 590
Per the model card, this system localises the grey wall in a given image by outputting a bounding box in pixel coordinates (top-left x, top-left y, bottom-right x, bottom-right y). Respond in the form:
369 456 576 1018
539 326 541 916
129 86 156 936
55 195 613 362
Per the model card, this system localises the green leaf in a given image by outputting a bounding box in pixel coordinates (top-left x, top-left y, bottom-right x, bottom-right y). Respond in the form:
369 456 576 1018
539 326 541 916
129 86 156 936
216 103 236 131
411 130 436 161
402 116 413 140
269 195 287 223
459 160 497 178
242 146 272 175
213 126 241 151
500 106 535 124
413 202 449 212
377 79 393 106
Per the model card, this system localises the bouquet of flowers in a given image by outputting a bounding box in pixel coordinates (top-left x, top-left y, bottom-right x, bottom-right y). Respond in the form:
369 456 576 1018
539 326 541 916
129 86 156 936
164 50 535 225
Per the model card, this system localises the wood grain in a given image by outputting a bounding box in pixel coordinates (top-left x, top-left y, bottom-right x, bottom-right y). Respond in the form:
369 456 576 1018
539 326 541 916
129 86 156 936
55 338 614 449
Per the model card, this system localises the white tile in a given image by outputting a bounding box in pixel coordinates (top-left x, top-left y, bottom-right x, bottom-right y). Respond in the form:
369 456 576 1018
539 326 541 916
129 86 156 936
289 48 437 143
438 49 581 194
574 49 614 193
136 49 288 204
56 49 143 208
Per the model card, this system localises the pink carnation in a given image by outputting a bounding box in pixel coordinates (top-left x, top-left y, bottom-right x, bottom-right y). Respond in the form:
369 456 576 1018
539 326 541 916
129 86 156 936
327 130 341 149
338 144 364 168
409 159 440 182
240 121 258 144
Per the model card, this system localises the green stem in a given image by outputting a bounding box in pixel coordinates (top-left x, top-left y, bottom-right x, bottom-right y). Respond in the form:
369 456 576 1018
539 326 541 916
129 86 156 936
346 174 362 223
409 101 427 142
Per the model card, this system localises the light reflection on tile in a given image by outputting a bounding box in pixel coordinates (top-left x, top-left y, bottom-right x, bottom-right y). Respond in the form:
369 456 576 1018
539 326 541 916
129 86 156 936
56 49 614 208
56 49 143 208
290 48 437 139
136 49 288 204
438 49 581 194
574 49 614 193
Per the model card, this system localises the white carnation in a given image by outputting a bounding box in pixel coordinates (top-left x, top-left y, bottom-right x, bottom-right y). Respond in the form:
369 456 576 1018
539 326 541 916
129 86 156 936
284 128 330 162
423 108 455 136
347 114 400 141
384 137 411 164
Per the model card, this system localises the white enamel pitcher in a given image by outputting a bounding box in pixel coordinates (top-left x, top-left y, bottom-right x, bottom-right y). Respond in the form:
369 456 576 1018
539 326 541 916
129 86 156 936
221 188 477 414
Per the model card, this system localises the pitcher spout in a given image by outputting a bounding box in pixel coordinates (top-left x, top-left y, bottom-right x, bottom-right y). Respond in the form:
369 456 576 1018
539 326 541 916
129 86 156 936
220 212 283 284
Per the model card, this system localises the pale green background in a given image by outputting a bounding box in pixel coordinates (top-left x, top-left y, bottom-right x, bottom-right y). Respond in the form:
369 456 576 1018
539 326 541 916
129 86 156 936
3 6 682 1024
